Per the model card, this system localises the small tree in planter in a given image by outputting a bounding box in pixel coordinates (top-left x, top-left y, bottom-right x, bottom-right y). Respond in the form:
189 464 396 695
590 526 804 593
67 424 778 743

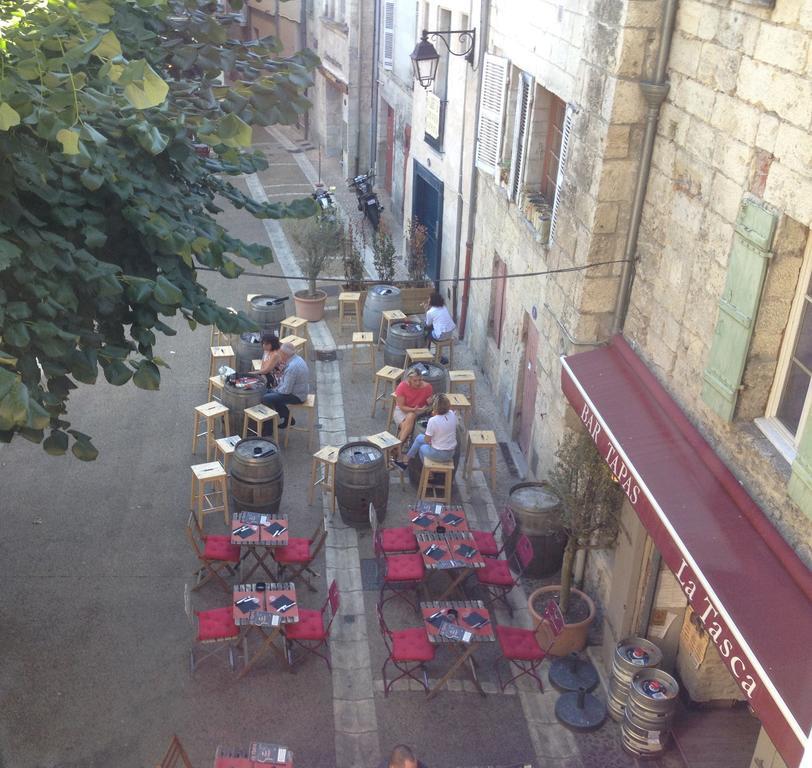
405 216 429 285
342 223 365 291
290 213 344 320
372 223 397 283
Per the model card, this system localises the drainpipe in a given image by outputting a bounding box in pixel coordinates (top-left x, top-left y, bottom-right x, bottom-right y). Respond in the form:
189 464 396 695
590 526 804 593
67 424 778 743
610 0 679 335
369 0 381 172
458 0 491 340
353 0 364 174
300 0 309 141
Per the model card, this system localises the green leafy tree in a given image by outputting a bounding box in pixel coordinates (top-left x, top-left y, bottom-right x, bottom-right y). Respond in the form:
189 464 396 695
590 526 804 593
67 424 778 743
372 223 396 283
290 212 344 297
0 0 319 458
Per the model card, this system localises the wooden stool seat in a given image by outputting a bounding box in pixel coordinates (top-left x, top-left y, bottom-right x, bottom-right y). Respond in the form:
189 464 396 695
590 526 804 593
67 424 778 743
418 457 454 504
214 434 241 471
209 345 236 377
449 370 476 414
280 316 307 337
210 307 237 346
243 404 280 444
190 461 229 528
208 374 225 402
285 394 316 449
193 401 231 461
351 331 375 381
464 430 498 491
309 445 339 514
405 348 435 367
378 309 407 349
367 431 404 488
280 334 308 359
372 365 404 416
446 392 471 430
338 292 363 332
432 336 454 366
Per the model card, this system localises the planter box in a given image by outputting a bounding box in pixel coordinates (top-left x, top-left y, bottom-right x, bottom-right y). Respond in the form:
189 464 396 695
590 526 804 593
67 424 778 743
399 285 433 316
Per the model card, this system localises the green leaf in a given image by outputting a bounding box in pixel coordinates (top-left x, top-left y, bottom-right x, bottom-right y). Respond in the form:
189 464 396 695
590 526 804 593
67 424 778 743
102 360 133 386
0 238 22 270
93 31 122 59
0 350 18 367
213 113 253 148
43 429 69 455
4 322 30 348
123 63 169 110
70 348 98 384
132 360 160 390
80 169 104 191
77 1 113 23
56 128 81 155
71 436 99 461
79 123 108 145
84 226 107 248
153 275 183 306
0 103 21 131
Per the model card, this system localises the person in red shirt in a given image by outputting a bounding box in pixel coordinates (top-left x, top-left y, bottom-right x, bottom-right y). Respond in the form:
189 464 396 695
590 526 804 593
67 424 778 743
392 368 433 462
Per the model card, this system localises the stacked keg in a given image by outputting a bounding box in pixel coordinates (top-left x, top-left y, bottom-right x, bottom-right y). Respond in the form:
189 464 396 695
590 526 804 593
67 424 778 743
363 284 402 341
335 441 389 526
220 374 266 432
622 669 679 758
384 321 425 367
607 637 663 721
406 361 449 396
229 438 284 514
248 294 287 335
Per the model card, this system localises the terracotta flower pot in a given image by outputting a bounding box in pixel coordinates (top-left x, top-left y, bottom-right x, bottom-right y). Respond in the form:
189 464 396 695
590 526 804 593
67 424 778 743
293 289 327 322
528 585 596 657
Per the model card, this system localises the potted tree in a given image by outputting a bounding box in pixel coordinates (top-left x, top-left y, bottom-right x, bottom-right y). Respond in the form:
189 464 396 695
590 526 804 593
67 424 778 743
400 217 433 314
290 212 344 321
528 428 624 655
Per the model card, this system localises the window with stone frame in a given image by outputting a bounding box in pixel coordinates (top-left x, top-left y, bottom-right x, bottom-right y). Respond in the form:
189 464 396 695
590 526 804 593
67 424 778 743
488 254 507 349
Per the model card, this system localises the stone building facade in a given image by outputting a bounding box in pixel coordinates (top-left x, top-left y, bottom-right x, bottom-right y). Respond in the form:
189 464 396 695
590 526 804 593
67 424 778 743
247 0 302 56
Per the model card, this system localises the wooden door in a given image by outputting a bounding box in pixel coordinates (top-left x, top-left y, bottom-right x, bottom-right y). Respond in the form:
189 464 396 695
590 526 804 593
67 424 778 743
518 316 539 456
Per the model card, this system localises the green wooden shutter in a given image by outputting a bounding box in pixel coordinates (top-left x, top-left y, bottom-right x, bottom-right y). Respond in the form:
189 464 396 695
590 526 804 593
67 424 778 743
788 419 812 513
701 198 778 421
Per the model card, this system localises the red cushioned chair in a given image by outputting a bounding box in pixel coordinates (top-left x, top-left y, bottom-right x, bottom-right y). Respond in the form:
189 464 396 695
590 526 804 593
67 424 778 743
283 579 340 670
470 505 517 558
374 529 425 612
273 520 327 592
184 584 238 675
185 511 241 593
493 600 566 692
473 534 534 617
377 604 435 696
369 502 418 553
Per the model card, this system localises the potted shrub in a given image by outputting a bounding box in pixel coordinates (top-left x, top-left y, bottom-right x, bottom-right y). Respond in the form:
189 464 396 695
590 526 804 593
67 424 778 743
529 428 624 655
400 217 433 314
372 222 396 283
342 223 366 292
290 212 343 321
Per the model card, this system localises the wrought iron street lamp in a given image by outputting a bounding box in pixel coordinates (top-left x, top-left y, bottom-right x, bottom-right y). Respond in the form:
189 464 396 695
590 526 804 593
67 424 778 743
409 28 477 88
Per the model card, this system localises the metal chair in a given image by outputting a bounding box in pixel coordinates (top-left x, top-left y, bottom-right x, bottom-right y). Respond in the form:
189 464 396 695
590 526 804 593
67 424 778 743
273 519 327 591
377 604 435 696
374 529 425 613
184 584 238 675
283 579 340 670
369 502 418 554
470 505 517 558
185 511 240 593
472 534 534 617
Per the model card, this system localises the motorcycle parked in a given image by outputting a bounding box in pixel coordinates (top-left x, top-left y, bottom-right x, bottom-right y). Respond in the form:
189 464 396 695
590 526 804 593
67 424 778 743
348 171 384 230
311 184 337 219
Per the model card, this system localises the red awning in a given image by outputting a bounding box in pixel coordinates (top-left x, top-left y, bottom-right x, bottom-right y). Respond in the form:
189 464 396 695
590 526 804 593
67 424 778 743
561 336 811 768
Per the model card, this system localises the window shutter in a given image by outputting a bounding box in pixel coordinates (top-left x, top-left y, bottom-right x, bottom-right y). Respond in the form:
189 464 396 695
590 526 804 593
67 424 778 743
475 53 509 175
381 0 395 71
509 73 533 202
789 418 812 513
549 103 573 244
701 198 777 420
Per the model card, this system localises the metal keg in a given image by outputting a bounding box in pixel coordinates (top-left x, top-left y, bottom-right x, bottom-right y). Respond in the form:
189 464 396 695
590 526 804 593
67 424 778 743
220 374 267 432
335 441 389 527
236 331 263 373
407 416 463 487
622 669 679 758
384 321 425 367
229 438 284 514
362 284 402 341
607 637 663 722
248 294 287 334
507 482 567 578
406 361 449 396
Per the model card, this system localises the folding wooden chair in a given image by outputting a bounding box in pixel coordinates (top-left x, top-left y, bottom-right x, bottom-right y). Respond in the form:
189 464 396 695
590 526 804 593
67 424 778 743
369 502 418 554
156 733 194 768
374 529 425 613
184 584 238 675
273 519 327 592
472 534 534 617
185 511 240 593
283 579 340 670
470 505 517 558
377 604 435 696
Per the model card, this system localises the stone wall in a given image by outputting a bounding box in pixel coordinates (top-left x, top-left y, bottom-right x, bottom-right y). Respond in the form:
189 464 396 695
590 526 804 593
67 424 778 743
624 0 812 565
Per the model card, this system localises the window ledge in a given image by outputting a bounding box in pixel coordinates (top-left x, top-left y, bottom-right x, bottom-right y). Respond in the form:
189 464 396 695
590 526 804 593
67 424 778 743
754 417 795 465
320 17 348 34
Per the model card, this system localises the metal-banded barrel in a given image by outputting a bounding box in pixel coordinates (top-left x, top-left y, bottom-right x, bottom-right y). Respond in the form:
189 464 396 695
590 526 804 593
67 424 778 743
363 284 402 341
622 669 679 758
507 482 568 578
406 361 449 396
229 438 284 514
407 416 463 487
248 294 287 334
384 321 424 368
220 374 267 431
607 637 663 722
236 331 262 373
335 441 389 527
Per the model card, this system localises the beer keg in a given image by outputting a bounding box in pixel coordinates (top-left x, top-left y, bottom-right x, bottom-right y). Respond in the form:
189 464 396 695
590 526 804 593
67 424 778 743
507 482 567 578
220 374 266 432
622 669 679 758
362 285 402 341
248 294 287 334
384 321 425 368
335 441 389 526
607 637 663 722
406 361 449 396
229 438 284 514
235 331 262 373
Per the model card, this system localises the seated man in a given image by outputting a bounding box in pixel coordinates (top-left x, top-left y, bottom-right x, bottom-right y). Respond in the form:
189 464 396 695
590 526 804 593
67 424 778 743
262 342 309 429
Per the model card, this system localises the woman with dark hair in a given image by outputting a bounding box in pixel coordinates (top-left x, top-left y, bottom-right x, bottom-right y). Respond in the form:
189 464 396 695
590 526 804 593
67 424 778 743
423 292 455 352
256 332 282 387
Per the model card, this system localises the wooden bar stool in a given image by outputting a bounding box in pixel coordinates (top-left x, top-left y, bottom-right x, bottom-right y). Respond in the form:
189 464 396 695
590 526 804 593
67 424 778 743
449 370 476 414
418 457 454 504
280 315 307 338
210 307 237 346
372 365 404 416
251 359 262 372
433 336 454 366
209 345 236 377
192 401 231 460
309 445 339 514
214 434 241 471
378 309 407 349
464 430 498 490
385 392 399 433
284 394 316 449
242 404 280 444
351 331 375 381
190 461 229 528
338 292 362 332
367 431 405 488
446 392 471 431
405 348 434 368
208 373 225 402
280 334 308 360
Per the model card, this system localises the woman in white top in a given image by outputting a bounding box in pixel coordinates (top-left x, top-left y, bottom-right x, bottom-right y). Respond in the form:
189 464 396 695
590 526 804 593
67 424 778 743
396 393 457 469
424 292 456 348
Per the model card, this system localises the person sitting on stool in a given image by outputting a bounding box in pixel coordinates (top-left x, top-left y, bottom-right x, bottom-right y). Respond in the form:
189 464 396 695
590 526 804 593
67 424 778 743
262 342 308 429
255 332 282 388
423 292 456 360
391 368 433 464
394 393 456 471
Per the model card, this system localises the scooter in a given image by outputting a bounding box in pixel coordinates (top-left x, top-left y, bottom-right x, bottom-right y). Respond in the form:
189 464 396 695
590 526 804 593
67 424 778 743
311 184 337 218
348 171 384 230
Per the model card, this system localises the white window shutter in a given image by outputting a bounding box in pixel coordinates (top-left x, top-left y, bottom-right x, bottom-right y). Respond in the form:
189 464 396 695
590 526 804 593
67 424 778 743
509 72 533 202
475 53 509 175
382 0 395 70
549 104 574 244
